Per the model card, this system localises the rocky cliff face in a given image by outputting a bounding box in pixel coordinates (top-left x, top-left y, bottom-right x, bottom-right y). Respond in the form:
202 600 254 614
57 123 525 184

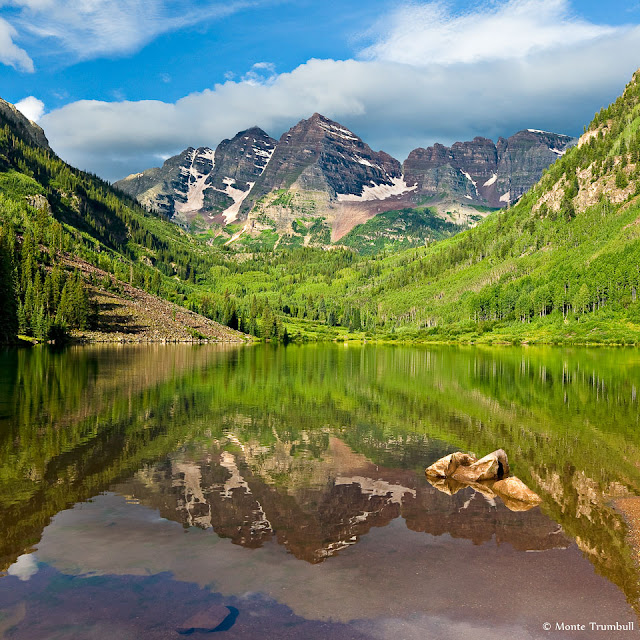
404 130 576 207
242 113 411 214
495 130 576 203
0 98 51 151
114 127 276 228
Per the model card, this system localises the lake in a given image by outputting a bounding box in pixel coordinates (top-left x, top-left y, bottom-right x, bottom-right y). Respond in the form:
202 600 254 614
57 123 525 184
1 343 640 639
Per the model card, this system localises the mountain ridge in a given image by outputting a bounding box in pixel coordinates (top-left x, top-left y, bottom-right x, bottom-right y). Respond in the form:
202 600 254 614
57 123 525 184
0 98 51 152
116 127 277 231
114 114 575 245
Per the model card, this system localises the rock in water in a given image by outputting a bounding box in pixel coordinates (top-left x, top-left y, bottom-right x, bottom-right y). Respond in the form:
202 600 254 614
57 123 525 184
426 450 542 512
492 476 542 511
425 451 478 478
451 449 510 483
425 449 509 482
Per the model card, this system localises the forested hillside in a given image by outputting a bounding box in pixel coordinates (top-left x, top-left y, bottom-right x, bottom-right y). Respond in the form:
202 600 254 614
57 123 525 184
0 103 245 342
356 70 640 343
2 69 640 344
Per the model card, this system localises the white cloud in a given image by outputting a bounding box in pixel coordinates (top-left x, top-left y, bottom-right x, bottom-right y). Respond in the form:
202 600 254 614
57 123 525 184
0 0 259 63
360 0 617 65
7 553 39 581
0 16 33 71
241 61 277 85
37 1 640 182
15 95 45 121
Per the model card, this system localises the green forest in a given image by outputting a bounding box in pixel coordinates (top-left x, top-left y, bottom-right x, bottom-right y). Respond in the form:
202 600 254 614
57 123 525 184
3 70 640 344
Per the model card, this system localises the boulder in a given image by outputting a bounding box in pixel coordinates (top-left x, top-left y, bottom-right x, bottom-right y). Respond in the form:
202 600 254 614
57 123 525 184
451 449 510 483
425 451 477 479
425 450 542 512
426 449 509 482
492 476 542 511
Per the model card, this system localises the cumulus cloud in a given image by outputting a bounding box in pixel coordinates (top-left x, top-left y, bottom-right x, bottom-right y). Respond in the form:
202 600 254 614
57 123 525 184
38 1 640 181
360 0 617 65
0 16 33 71
15 95 45 122
0 0 259 63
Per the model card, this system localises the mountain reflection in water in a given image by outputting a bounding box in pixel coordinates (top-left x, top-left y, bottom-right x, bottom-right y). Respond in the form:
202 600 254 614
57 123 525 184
1 344 640 638
112 436 569 562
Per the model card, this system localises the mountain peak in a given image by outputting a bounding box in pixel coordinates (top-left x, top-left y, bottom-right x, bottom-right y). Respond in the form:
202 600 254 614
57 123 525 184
115 126 276 228
240 113 403 215
404 128 576 207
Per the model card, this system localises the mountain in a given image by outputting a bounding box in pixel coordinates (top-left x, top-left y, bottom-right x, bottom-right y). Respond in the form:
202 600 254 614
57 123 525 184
245 113 405 205
115 127 276 230
117 115 574 248
404 129 576 208
234 113 426 248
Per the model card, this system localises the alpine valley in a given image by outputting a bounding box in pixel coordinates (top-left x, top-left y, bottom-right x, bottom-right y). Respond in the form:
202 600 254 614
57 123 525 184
2 69 640 345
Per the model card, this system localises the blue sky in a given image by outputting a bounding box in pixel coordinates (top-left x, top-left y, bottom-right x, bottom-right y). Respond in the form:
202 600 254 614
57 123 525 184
2 0 640 180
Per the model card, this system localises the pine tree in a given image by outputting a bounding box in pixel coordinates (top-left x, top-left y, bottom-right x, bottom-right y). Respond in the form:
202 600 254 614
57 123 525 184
573 283 590 320
261 303 274 340
248 295 258 336
56 281 71 326
0 229 18 342
71 273 89 329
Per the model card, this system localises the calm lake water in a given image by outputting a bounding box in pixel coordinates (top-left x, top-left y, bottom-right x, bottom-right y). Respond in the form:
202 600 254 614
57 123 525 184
1 344 640 639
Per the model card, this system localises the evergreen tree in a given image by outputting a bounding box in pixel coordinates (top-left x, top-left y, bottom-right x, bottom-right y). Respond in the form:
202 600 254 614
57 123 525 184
0 228 18 342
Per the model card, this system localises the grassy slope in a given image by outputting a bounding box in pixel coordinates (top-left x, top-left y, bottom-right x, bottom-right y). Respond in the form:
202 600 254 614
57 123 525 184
338 207 465 255
338 72 640 343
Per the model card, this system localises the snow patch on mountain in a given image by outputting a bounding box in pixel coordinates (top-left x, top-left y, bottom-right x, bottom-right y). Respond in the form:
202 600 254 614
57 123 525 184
174 148 215 214
336 177 417 202
461 170 479 195
483 173 498 187
500 191 511 203
317 119 359 142
254 146 274 160
355 156 374 167
461 170 477 187
219 178 256 224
